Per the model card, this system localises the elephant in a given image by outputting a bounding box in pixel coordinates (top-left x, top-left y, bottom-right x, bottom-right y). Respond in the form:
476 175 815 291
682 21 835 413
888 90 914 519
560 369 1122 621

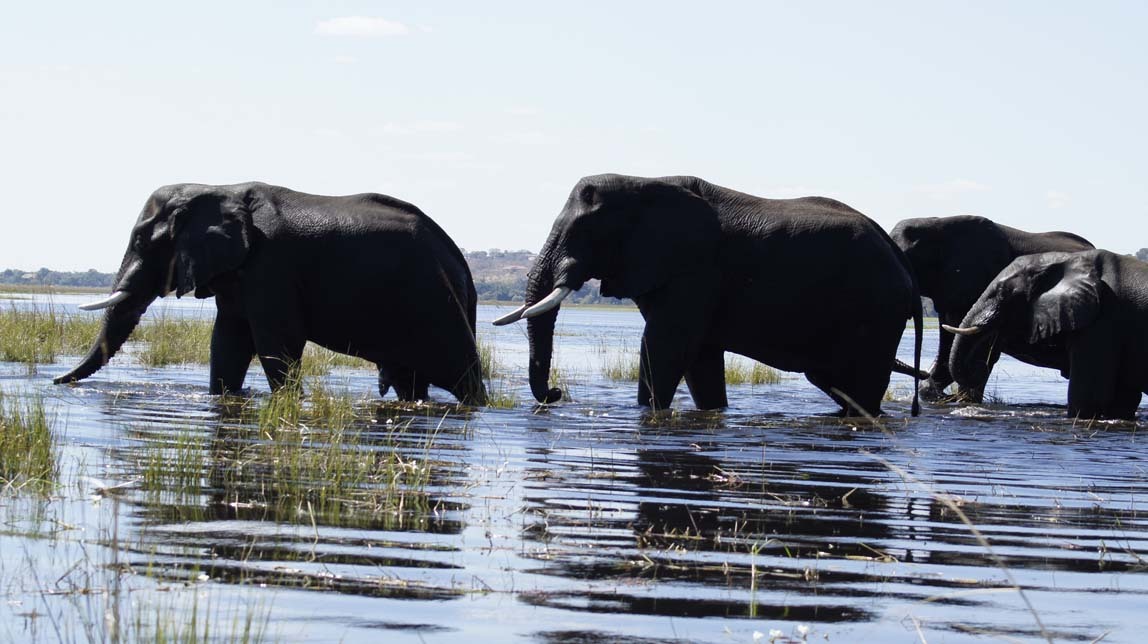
494 174 923 417
946 249 1148 420
55 182 486 405
890 215 1093 401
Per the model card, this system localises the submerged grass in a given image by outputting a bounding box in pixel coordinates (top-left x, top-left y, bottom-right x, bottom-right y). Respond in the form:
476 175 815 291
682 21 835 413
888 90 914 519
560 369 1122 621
239 377 437 523
0 392 58 494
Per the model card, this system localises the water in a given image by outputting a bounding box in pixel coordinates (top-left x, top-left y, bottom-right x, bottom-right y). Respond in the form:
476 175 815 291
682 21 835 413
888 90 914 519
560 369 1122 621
1 293 1146 642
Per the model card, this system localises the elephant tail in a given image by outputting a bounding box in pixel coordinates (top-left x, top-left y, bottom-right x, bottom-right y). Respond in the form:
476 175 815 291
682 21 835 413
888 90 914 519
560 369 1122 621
910 279 922 417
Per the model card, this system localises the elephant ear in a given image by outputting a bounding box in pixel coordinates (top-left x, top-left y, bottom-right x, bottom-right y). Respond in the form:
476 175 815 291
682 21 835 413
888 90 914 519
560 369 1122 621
1028 256 1101 343
600 183 721 299
168 193 252 298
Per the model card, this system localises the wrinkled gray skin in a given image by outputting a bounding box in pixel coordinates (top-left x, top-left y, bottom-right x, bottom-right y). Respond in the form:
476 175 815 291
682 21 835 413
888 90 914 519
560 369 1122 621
56 182 485 405
950 249 1148 420
502 174 922 417
891 215 1093 401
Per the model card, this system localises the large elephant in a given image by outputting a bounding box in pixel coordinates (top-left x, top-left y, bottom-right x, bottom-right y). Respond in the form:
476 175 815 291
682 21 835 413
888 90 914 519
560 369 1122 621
946 249 1148 420
890 215 1093 401
55 182 486 405
494 174 922 416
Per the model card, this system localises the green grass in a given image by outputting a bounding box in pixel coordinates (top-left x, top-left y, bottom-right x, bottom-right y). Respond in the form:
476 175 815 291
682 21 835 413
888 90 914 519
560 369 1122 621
235 377 436 523
141 427 208 507
299 343 373 376
0 305 103 366
135 315 214 367
602 351 641 381
724 358 783 385
0 392 58 494
477 336 500 379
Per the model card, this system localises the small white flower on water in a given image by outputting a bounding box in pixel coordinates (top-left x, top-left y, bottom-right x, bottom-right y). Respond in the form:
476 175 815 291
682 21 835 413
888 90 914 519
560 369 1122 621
797 624 810 636
753 631 764 641
769 629 784 640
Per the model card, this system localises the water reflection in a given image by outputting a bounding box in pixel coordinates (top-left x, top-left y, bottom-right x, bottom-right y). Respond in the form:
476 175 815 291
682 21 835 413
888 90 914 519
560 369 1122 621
1 296 1146 642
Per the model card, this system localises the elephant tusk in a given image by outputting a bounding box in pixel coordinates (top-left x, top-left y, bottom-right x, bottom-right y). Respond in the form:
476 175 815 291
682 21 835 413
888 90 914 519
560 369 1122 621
521 287 573 319
941 324 983 336
492 304 529 326
78 290 131 311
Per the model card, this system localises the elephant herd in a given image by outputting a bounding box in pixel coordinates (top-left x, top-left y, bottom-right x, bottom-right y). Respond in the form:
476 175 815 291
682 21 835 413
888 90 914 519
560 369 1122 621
56 175 1148 420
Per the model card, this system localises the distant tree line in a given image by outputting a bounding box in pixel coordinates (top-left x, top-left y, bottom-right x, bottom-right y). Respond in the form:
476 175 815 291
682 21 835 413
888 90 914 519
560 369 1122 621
5 247 1146 308
0 267 114 288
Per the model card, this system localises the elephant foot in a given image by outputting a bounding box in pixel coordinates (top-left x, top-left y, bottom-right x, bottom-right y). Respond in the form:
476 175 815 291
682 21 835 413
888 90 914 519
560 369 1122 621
917 379 952 402
951 386 985 404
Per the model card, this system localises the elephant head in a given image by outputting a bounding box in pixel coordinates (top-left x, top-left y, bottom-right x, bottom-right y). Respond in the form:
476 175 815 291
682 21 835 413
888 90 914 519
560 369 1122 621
55 184 255 384
946 251 1101 393
493 174 721 403
890 216 1015 313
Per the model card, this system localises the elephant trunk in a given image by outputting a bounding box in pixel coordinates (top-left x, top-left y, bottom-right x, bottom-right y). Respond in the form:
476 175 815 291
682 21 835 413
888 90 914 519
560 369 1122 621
947 301 1001 393
54 255 158 385
54 295 154 384
525 261 563 404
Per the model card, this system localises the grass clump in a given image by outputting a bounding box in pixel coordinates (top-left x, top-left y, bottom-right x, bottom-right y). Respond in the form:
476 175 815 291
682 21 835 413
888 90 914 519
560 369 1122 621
300 343 373 377
602 351 641 381
0 392 58 494
141 427 208 506
477 336 500 379
485 377 520 409
135 316 214 367
725 357 783 385
0 305 103 366
231 377 436 523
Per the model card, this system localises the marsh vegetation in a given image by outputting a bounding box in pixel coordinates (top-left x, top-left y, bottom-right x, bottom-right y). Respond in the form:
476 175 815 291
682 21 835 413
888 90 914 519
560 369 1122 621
0 296 1144 642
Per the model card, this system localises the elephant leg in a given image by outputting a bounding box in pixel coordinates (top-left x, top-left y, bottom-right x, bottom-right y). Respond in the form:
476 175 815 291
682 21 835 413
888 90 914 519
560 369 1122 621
807 368 888 417
383 364 429 401
684 346 728 410
1066 323 1118 419
377 367 392 398
253 329 307 393
209 311 255 395
921 315 957 399
634 270 719 410
1106 387 1143 421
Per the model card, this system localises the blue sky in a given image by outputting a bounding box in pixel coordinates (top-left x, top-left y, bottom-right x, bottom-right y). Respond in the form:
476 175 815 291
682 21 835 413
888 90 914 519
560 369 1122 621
2 2 1145 271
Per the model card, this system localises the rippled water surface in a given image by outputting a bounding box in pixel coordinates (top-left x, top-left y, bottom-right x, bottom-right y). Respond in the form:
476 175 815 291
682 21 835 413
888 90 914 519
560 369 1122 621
1 294 1146 643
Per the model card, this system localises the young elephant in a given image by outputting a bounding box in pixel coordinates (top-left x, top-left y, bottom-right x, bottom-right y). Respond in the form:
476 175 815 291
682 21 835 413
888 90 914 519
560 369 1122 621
946 249 1148 420
890 215 1093 401
494 174 923 417
55 182 486 405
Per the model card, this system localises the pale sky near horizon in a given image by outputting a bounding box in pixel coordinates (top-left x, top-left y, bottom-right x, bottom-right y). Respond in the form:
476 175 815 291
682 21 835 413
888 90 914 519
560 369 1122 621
2 2 1146 271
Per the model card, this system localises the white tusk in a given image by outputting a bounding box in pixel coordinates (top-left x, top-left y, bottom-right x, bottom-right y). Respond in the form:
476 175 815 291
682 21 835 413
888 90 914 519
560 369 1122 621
492 304 529 326
941 324 983 336
521 287 572 319
78 291 131 311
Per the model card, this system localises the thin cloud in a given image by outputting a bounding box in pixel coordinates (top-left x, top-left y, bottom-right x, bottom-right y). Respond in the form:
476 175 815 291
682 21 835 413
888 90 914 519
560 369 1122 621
333 55 358 65
374 120 464 136
490 131 559 146
1046 190 1069 209
315 16 410 38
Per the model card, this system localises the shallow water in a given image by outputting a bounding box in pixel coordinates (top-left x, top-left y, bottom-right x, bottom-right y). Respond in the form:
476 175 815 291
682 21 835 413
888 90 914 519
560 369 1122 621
1 293 1146 642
